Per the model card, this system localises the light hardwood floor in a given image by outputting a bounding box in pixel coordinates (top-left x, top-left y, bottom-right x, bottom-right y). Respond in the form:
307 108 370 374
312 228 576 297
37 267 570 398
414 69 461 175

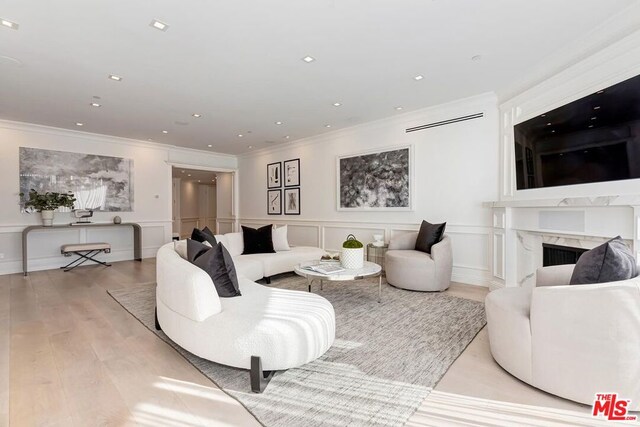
0 260 587 426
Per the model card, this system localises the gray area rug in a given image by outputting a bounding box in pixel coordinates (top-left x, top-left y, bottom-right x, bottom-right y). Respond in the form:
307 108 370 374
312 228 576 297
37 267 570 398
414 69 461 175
108 274 486 426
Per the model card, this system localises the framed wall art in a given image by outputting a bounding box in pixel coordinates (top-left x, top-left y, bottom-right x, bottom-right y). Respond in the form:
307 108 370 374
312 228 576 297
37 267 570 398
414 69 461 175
19 146 134 212
267 162 281 188
337 145 413 211
283 158 300 187
267 189 282 215
284 187 300 215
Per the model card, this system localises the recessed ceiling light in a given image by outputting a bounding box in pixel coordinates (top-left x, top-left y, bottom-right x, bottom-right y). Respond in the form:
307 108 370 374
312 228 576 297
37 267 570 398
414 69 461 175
284 135 290 139
192 113 202 118
75 122 84 126
248 145 253 149
198 180 201 183
207 144 212 147
275 121 283 125
211 179 215 182
551 130 556 133
325 124 331 128
593 106 601 110
591 116 597 120
395 106 403 111
108 74 122 81
302 56 315 63
471 55 482 61
181 170 185 173
414 75 424 81
333 102 341 107
162 130 168 134
90 103 101 107
238 134 243 137
150 19 169 31
1 19 18 30
546 122 552 126
187 174 191 177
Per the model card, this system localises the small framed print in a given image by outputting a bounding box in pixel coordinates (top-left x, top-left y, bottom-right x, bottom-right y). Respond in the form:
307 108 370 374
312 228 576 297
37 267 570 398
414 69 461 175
283 158 300 187
284 187 300 215
267 189 282 215
267 162 281 188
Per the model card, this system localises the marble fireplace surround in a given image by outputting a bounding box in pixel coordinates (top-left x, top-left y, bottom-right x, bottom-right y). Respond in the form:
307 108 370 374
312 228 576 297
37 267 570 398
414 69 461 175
487 195 640 289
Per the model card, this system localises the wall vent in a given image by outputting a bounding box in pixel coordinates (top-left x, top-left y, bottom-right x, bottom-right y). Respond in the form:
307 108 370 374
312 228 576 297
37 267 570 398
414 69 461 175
405 112 483 133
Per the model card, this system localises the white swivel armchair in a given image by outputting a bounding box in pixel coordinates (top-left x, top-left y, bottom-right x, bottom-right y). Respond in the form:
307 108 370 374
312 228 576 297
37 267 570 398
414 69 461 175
485 264 640 405
384 233 453 292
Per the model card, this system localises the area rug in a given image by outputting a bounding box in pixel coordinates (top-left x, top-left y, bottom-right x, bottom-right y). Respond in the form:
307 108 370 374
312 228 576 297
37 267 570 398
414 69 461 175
108 274 486 426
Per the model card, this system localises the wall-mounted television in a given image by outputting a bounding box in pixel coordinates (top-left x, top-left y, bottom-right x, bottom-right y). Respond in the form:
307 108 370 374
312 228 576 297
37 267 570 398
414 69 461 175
513 73 640 190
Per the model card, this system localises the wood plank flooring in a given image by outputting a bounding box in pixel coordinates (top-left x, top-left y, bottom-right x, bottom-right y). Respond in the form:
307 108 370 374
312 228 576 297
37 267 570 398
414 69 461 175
0 261 587 426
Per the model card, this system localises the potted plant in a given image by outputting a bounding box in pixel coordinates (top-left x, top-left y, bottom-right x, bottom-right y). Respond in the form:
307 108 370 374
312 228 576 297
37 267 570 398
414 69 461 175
341 234 364 269
20 189 76 226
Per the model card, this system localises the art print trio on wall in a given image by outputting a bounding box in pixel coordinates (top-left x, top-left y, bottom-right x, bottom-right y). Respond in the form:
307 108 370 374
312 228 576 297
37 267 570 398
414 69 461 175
267 158 300 215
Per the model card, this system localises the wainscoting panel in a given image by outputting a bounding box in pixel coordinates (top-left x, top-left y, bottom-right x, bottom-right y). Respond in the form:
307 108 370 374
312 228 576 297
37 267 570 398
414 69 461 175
239 218 492 287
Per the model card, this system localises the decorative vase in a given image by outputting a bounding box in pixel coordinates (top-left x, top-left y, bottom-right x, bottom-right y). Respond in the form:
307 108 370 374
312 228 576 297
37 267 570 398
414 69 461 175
113 216 122 224
341 234 364 269
41 210 55 227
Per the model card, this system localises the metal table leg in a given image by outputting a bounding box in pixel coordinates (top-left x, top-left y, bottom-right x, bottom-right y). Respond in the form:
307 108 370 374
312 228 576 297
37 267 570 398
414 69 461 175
307 276 312 292
378 274 382 303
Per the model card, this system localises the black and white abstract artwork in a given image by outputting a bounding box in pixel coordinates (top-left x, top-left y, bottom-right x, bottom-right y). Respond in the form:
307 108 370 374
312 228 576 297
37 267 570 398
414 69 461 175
19 147 134 211
284 188 300 215
337 146 412 210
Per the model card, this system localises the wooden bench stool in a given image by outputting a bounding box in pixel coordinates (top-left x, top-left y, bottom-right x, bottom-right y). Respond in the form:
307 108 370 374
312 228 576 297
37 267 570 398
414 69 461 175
60 243 112 272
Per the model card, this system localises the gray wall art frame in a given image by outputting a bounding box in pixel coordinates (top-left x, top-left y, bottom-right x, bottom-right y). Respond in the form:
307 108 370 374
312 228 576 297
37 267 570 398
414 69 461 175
284 187 300 215
267 189 282 215
336 145 413 211
267 162 281 189
19 146 134 212
283 158 300 187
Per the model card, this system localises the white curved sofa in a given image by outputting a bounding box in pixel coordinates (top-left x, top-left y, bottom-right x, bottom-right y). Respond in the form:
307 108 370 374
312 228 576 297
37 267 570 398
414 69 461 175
485 264 640 405
156 242 335 390
214 231 326 282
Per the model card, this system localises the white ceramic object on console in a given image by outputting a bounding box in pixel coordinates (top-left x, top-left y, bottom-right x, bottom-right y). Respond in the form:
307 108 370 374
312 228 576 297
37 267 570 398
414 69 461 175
41 210 54 226
372 234 384 247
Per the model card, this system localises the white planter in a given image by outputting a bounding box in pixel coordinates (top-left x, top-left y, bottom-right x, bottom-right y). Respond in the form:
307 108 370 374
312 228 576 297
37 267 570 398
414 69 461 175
341 247 364 269
41 210 55 227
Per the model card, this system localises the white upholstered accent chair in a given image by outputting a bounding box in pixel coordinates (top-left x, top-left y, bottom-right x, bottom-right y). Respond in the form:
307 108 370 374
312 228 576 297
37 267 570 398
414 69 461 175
485 264 640 405
384 233 453 292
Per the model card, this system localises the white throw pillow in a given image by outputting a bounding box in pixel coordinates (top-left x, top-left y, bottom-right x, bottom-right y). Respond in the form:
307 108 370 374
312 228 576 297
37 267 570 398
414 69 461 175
174 240 188 259
272 224 291 251
225 232 244 256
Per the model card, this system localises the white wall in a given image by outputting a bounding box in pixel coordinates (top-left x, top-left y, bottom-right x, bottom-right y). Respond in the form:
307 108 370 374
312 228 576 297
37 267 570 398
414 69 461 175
0 120 236 275
216 172 235 234
238 93 500 286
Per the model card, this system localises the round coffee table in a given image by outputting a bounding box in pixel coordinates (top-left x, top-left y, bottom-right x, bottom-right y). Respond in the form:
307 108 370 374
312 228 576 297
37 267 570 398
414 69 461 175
294 261 383 303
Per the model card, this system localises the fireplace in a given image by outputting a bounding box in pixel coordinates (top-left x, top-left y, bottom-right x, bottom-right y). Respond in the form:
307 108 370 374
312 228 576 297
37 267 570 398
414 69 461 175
542 243 587 267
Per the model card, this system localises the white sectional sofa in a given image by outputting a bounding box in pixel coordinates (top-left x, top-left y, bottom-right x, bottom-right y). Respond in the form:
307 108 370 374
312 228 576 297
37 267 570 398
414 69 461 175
213 231 326 282
156 240 336 392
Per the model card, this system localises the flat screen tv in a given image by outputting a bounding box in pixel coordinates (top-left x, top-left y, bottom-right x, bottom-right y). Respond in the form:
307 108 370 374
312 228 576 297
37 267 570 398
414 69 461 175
513 73 640 190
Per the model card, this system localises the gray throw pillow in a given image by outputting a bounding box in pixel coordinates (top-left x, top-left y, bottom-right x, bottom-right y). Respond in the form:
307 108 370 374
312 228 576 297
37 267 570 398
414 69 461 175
415 220 446 254
186 239 241 297
569 236 637 285
191 227 217 247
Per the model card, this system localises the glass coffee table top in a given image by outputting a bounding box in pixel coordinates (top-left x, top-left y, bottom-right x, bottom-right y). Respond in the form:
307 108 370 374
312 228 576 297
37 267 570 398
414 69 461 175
294 261 383 302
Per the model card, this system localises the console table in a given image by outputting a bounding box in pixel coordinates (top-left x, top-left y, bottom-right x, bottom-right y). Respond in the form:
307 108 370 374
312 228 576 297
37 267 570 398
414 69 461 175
22 222 142 276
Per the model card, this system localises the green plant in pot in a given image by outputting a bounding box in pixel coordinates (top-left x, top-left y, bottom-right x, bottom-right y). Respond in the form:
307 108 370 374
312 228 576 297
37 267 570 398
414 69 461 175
20 189 76 226
341 234 364 269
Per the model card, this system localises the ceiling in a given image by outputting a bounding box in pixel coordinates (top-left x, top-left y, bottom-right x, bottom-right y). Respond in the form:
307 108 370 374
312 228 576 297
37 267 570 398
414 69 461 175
172 167 217 184
0 0 636 154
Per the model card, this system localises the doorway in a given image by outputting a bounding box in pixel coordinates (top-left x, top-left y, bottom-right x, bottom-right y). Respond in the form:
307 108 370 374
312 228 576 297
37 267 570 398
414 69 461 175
171 167 232 238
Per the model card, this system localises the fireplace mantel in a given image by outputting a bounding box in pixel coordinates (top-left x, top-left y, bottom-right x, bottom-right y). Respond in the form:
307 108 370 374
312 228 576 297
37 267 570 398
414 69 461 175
485 194 640 209
487 199 640 290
